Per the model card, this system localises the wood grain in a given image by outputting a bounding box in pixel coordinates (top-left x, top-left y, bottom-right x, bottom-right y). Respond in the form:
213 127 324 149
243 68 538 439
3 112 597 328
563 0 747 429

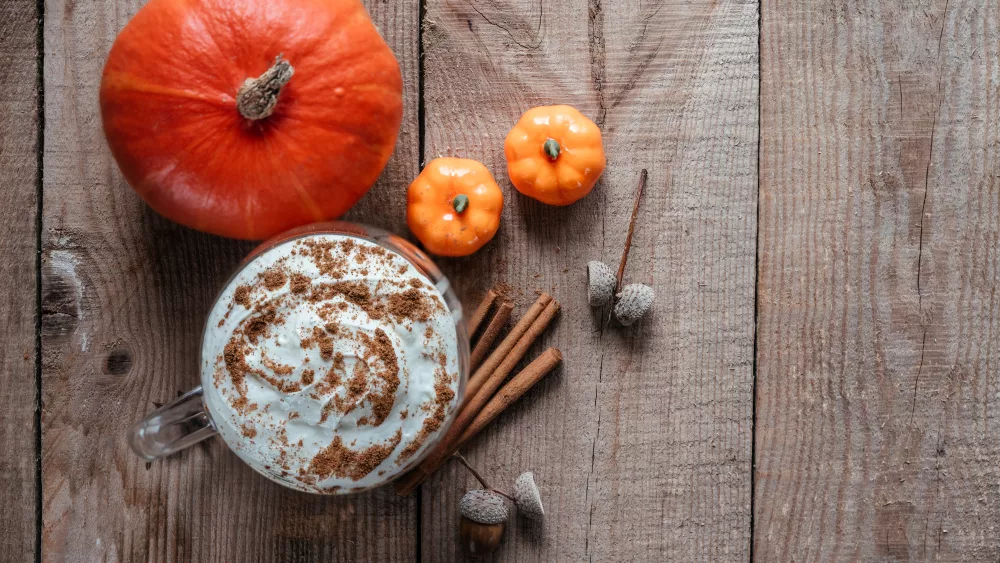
40 0 420 561
756 0 1000 560
419 0 759 560
0 0 40 557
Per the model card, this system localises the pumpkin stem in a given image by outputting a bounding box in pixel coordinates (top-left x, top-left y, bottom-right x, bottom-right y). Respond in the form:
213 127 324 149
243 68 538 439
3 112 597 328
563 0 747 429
543 138 561 160
237 55 295 121
452 194 470 213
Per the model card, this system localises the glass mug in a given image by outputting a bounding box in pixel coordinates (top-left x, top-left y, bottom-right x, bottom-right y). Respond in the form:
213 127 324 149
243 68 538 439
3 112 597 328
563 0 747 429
127 221 470 493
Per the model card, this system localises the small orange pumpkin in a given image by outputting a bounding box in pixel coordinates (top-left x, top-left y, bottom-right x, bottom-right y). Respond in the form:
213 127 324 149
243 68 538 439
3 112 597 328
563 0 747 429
100 0 404 240
504 105 606 206
407 158 504 257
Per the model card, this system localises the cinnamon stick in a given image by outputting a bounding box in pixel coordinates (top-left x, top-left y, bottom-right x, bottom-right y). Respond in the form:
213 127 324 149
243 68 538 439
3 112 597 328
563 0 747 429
455 348 562 445
467 289 498 337
395 299 560 495
463 293 552 405
394 348 562 495
460 299 560 423
445 298 558 454
470 300 513 370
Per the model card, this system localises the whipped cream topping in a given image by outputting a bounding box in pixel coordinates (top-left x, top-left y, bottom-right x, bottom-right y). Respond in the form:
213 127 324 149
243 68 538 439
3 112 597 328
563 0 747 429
201 234 461 493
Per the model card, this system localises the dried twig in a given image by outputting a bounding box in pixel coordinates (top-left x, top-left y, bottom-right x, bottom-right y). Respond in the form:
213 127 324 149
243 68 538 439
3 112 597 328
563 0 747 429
454 453 490 488
453 453 514 501
615 169 647 295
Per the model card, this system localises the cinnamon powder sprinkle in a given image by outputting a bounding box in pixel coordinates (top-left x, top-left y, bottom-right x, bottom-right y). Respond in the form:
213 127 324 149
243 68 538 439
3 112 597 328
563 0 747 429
318 337 334 361
229 335 302 395
434 370 456 406
243 307 277 344
234 285 252 308
313 353 345 397
224 342 250 392
348 361 369 396
261 353 293 375
262 269 287 291
310 281 375 312
301 326 335 361
290 273 311 294
231 396 257 415
397 368 455 464
257 372 302 394
358 328 400 426
298 239 349 278
324 360 368 422
308 429 402 481
387 287 435 322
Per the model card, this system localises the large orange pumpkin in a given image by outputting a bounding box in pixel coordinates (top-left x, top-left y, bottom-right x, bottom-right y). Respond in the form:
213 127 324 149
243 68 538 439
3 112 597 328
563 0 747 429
100 0 403 240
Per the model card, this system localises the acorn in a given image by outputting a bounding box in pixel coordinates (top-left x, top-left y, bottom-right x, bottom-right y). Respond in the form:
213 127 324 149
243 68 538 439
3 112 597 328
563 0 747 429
513 472 544 521
587 261 616 306
613 283 654 326
458 489 508 558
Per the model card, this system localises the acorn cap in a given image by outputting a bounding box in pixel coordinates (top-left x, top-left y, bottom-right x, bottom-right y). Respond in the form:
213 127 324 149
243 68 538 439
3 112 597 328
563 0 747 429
513 472 544 521
460 489 509 525
613 283 654 326
587 261 616 306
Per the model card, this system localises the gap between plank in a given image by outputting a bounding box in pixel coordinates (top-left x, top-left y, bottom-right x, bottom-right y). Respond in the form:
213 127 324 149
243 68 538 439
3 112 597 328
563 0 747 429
415 0 426 560
417 0 426 169
33 0 46 555
749 0 763 561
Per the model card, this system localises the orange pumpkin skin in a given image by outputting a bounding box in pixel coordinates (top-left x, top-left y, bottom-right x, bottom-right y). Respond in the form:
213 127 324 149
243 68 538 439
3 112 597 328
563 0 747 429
504 105 606 206
100 0 403 240
407 158 504 257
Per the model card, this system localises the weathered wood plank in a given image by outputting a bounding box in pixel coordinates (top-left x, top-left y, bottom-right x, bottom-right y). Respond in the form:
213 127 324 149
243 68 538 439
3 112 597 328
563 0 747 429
756 1 1000 560
40 0 420 561
420 0 758 559
0 0 40 557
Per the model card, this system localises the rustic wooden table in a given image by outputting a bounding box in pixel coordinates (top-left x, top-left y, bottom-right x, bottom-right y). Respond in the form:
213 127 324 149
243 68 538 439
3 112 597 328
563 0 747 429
3 0 997 560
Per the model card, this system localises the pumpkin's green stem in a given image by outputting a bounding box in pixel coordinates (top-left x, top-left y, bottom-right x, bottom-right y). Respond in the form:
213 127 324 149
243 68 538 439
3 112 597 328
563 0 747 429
237 55 295 121
452 194 470 213
543 138 561 160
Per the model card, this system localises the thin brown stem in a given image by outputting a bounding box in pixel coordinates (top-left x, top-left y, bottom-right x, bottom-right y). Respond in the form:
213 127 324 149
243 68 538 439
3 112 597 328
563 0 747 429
453 453 490 489
453 453 514 500
491 488 515 502
615 169 648 295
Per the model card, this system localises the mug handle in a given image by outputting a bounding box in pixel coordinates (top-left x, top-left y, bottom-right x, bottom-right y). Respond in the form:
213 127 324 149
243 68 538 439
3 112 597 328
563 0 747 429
127 386 217 461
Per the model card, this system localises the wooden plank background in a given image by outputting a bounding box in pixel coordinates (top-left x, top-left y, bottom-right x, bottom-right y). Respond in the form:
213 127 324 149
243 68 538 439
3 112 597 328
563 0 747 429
419 0 758 560
756 0 1000 560
0 0 40 557
40 0 419 560
0 0 993 560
